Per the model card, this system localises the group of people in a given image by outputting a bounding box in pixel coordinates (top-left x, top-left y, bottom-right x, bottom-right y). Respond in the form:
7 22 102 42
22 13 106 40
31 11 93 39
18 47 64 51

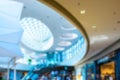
104 73 113 80
38 75 72 80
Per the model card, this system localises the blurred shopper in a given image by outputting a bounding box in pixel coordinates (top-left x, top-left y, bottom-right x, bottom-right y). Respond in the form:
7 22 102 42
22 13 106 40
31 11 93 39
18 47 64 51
0 73 3 80
104 73 110 80
109 75 113 80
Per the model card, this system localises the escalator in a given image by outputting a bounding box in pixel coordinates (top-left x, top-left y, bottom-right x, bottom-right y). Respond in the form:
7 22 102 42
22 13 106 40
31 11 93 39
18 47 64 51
21 67 35 80
21 64 48 80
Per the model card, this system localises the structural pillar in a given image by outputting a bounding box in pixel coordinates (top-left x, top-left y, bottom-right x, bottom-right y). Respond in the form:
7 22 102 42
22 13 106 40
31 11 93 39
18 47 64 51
13 57 17 80
7 64 10 80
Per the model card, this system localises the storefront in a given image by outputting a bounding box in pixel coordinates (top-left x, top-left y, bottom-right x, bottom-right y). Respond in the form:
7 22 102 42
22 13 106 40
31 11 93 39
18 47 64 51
76 48 120 80
95 48 120 80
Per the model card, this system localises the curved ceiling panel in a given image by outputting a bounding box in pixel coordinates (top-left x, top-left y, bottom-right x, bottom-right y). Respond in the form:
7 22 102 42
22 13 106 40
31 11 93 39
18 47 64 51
45 0 120 65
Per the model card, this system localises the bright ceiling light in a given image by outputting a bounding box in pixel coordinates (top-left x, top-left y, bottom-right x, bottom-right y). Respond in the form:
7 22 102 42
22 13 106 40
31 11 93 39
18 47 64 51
55 47 65 51
92 26 97 29
80 10 86 14
61 26 76 31
20 17 54 51
60 33 78 40
58 41 72 46
91 35 109 44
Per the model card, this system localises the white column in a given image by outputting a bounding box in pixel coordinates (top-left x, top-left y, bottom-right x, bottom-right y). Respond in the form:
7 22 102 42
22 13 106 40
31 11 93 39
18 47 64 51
7 64 10 80
13 57 17 80
13 65 16 80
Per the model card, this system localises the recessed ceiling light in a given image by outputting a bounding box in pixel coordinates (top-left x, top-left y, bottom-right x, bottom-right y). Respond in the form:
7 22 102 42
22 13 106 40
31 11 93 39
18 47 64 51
91 35 109 44
61 26 76 31
60 33 78 40
58 41 72 46
80 10 86 14
77 2 80 6
117 21 120 24
56 47 65 51
92 26 97 29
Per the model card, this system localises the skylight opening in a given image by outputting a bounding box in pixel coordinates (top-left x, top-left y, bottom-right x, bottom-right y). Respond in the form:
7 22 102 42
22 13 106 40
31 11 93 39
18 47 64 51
20 17 54 51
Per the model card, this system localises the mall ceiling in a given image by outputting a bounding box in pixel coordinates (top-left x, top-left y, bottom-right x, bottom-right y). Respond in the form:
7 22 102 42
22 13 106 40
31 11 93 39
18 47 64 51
40 0 120 63
1 0 86 69
15 0 87 66
16 0 83 52
14 0 120 64
0 0 120 69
